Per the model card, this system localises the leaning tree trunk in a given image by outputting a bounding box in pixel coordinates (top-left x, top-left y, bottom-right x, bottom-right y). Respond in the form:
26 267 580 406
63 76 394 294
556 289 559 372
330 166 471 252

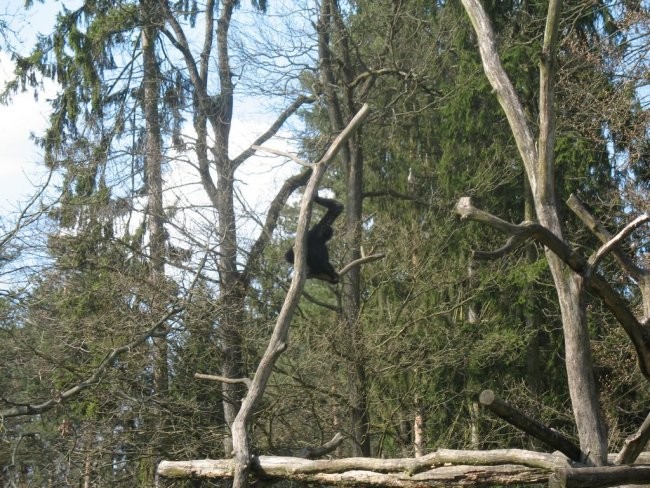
460 0 608 465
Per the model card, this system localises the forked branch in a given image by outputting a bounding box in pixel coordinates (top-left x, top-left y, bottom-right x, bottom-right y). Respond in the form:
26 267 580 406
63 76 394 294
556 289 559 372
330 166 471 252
251 145 311 167
567 193 645 278
588 214 650 273
456 197 650 380
615 410 650 465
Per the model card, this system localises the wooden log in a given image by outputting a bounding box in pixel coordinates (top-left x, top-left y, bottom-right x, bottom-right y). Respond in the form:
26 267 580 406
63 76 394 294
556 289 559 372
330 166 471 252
479 390 582 462
157 451 650 486
158 448 570 481
157 458 549 486
615 410 650 465
550 465 650 488
298 432 345 459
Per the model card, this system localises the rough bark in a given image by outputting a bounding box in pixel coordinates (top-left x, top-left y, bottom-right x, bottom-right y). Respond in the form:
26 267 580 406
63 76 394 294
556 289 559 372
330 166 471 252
160 447 571 474
460 0 608 465
550 465 650 488
142 4 169 480
142 0 166 278
162 462 550 486
160 450 650 487
159 448 571 486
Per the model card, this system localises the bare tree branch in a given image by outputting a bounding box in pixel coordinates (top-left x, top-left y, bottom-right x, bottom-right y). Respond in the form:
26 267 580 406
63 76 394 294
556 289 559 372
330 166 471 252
251 145 311 167
567 193 650 320
588 213 650 272
348 68 410 88
298 432 345 459
299 287 340 312
199 0 215 84
615 410 650 465
537 0 562 205
242 168 312 283
0 307 180 418
456 198 579 267
362 189 428 206
195 373 252 389
232 95 315 168
456 197 650 380
479 390 582 462
472 234 530 260
567 193 645 277
338 253 385 277
228 103 371 488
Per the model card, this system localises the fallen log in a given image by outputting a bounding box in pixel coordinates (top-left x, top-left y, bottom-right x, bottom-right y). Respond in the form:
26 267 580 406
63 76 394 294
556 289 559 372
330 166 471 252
158 448 570 485
550 465 650 488
157 458 550 486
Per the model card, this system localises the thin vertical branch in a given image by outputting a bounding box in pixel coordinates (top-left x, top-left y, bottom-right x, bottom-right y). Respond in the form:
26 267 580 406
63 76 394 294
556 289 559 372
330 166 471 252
460 0 538 191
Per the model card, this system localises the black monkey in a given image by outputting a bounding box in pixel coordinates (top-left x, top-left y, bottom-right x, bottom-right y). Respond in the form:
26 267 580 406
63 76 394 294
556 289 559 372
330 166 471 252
285 195 344 284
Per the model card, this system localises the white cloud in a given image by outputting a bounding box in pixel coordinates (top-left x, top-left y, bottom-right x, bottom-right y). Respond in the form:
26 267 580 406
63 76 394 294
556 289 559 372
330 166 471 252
0 52 55 212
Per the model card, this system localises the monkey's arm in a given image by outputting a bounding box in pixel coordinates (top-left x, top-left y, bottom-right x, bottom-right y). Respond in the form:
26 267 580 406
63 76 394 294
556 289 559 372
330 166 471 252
314 194 344 223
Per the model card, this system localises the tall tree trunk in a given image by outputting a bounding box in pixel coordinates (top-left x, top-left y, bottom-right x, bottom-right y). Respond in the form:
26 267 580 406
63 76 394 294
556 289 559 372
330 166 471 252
317 0 370 456
461 0 607 465
217 162 245 457
343 141 371 456
535 0 606 464
172 0 242 456
161 0 314 461
143 0 165 278
142 0 169 482
212 0 243 458
142 0 167 382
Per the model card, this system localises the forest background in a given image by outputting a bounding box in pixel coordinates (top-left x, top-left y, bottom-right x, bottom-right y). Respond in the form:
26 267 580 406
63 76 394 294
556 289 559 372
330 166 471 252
0 0 648 486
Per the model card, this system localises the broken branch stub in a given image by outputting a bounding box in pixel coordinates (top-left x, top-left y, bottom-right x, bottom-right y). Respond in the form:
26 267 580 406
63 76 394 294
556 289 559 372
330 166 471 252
479 390 582 462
